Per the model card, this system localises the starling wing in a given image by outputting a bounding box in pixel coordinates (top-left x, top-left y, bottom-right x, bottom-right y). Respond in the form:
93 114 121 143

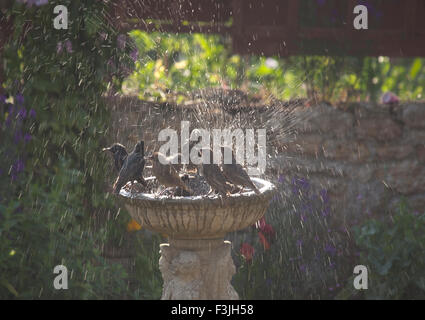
222 163 260 194
202 163 233 196
113 141 145 194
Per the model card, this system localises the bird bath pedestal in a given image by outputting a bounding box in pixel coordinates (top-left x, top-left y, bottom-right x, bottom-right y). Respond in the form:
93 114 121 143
119 177 275 300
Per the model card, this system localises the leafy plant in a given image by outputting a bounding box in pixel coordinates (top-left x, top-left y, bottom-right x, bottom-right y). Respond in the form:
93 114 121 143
0 0 160 299
349 201 425 299
125 31 425 103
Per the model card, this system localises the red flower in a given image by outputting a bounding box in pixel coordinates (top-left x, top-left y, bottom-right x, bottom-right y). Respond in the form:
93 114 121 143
261 223 275 241
256 217 275 241
240 242 255 262
258 231 270 250
255 217 276 250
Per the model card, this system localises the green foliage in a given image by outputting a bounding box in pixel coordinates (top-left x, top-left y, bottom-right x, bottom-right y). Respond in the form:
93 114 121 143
350 202 425 299
126 31 425 103
0 0 160 299
130 234 163 300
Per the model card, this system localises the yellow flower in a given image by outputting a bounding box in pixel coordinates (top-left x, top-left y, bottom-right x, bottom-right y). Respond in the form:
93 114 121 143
174 60 188 69
127 219 142 232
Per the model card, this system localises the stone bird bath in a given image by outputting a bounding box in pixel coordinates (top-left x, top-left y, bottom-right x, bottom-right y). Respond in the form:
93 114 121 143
119 177 275 300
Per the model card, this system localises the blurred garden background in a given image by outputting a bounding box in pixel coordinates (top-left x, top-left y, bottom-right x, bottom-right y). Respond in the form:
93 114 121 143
1 0 424 299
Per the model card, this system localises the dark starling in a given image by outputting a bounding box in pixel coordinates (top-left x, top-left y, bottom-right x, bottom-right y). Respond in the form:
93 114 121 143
113 140 146 194
150 151 191 194
201 148 232 196
221 146 260 194
103 143 128 173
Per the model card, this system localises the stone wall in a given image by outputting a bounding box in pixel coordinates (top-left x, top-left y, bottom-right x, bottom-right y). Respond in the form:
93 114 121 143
272 102 425 222
105 95 425 223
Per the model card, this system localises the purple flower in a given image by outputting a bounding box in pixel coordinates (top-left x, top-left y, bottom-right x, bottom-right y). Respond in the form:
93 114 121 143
321 206 330 217
35 0 48 6
5 105 15 126
324 243 337 256
320 189 329 202
15 94 24 105
278 174 284 183
18 107 27 119
301 203 313 215
11 159 25 181
18 0 48 7
0 94 6 104
130 49 139 62
317 0 326 6
299 264 307 273
24 133 32 143
57 42 63 54
117 34 126 50
296 239 303 247
359 0 373 11
291 176 310 194
64 40 73 53
16 159 25 173
14 130 23 143
29 108 36 118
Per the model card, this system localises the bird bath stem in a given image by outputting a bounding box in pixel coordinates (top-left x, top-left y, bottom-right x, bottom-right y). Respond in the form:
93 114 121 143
119 177 275 300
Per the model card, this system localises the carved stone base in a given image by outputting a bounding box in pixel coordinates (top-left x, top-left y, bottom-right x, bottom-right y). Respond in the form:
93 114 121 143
159 239 239 300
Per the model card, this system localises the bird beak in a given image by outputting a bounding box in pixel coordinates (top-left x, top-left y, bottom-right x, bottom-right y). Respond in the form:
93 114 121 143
102 147 111 152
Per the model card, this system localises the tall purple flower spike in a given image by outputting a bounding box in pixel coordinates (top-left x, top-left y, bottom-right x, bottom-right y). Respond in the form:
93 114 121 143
16 94 24 105
130 49 139 62
29 108 36 118
18 0 49 7
65 40 73 53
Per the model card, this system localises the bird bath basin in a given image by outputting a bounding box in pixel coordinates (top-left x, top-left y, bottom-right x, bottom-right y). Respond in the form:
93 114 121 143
119 176 275 300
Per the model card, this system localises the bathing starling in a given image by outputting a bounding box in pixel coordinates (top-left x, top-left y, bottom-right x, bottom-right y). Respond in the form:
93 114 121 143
201 148 232 196
150 151 191 194
113 140 146 194
166 152 184 172
103 143 128 173
221 146 260 194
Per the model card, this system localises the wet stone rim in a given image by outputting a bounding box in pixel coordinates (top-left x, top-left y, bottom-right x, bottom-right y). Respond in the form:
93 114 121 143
118 177 276 239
